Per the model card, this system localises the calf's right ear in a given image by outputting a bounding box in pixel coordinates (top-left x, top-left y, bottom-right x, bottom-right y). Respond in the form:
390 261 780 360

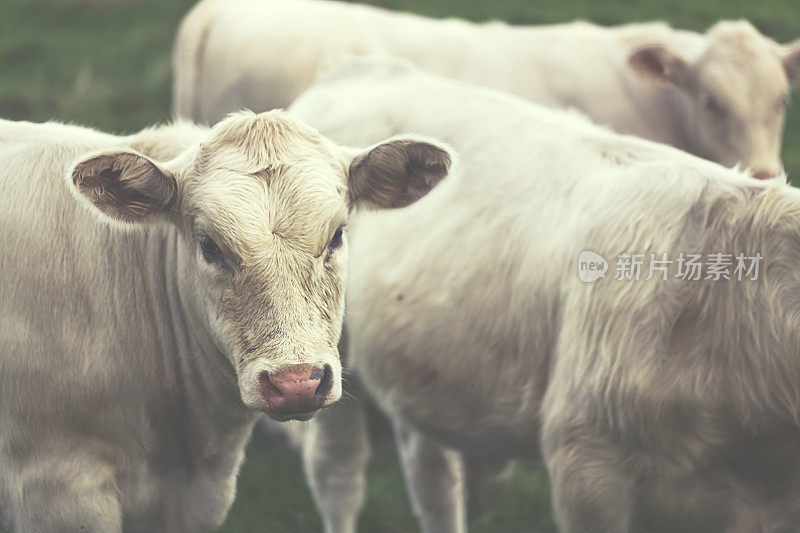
71 150 177 224
347 136 453 209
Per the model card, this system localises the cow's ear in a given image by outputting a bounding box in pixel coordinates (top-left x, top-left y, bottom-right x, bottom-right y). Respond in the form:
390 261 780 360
783 39 800 84
629 45 691 87
346 137 452 209
71 150 177 224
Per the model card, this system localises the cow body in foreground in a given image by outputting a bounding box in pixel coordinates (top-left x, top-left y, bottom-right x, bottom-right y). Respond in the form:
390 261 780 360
173 0 800 176
290 61 800 532
0 112 450 531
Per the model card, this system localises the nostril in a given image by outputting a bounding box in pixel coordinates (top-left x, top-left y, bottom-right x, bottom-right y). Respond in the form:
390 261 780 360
259 370 283 399
314 364 334 401
753 170 778 180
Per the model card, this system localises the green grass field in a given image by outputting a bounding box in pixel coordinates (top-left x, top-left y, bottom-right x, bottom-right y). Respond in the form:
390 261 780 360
2 0 799 531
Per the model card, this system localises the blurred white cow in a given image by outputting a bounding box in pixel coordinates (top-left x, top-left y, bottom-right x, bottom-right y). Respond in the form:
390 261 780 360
173 0 800 177
290 60 800 532
0 113 450 531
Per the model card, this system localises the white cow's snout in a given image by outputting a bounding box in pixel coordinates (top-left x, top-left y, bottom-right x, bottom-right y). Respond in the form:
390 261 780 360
238 353 342 420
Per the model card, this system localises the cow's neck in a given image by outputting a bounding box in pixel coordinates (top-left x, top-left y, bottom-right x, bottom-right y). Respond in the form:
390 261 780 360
658 86 695 154
618 75 693 154
142 226 257 467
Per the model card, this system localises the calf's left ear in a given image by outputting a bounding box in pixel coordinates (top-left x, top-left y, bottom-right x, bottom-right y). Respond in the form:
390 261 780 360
347 137 453 209
71 150 177 224
784 39 800 84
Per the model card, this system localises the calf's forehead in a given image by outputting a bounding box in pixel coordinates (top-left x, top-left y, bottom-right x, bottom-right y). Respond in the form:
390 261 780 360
198 165 346 256
700 24 788 98
182 111 349 255
195 109 345 176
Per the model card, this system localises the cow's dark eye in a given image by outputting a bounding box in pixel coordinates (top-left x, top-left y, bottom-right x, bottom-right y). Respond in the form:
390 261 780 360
328 225 345 252
199 234 225 266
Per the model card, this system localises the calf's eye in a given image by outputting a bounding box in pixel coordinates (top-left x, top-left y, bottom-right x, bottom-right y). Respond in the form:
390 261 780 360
199 234 225 266
328 225 345 252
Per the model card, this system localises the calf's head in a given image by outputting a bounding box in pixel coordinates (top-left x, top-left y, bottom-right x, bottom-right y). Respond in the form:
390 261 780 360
629 20 800 178
70 111 451 420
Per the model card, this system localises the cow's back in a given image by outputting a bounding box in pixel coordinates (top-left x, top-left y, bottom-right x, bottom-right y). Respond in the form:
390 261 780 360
173 0 705 137
174 0 504 123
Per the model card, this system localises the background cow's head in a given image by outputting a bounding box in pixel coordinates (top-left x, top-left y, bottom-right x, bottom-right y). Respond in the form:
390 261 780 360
69 110 451 421
629 20 800 178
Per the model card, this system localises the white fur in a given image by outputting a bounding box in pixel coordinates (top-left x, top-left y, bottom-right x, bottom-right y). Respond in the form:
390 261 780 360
289 61 800 532
173 0 799 175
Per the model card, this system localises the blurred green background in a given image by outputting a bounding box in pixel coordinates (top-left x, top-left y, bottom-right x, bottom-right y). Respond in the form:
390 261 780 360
1 0 798 531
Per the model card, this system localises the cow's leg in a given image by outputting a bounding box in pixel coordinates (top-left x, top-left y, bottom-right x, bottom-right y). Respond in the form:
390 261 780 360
303 395 371 533
7 449 122 532
463 453 515 518
391 416 467 533
543 426 635 533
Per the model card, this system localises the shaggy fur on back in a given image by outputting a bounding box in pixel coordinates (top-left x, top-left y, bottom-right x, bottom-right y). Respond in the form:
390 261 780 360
289 61 800 532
